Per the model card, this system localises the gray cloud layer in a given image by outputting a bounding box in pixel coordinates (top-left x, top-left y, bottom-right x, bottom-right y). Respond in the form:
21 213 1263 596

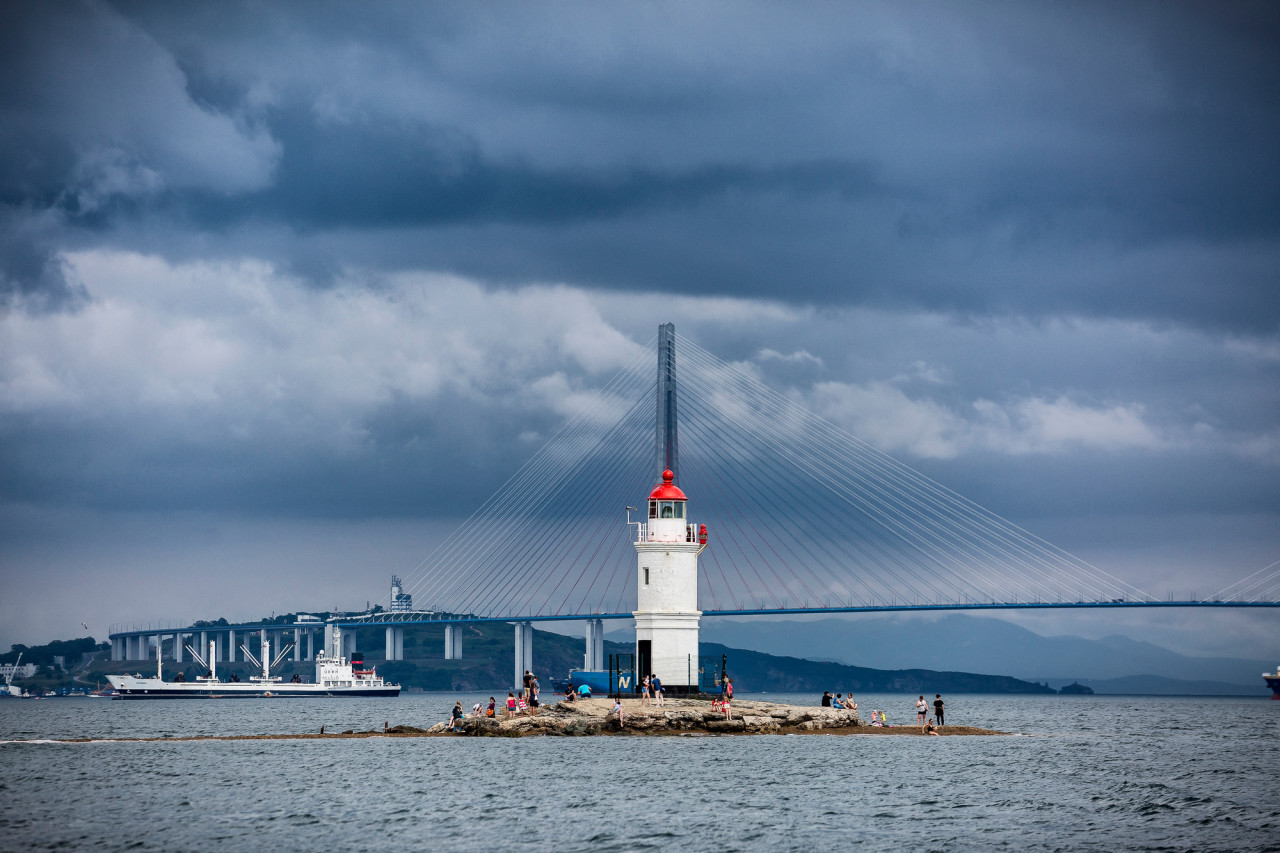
1 1 1277 648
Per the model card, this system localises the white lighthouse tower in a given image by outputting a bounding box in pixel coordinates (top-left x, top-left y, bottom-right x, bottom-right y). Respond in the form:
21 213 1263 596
633 469 708 692
631 323 707 692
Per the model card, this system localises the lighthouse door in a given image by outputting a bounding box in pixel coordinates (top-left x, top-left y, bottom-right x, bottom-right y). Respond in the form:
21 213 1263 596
637 640 652 687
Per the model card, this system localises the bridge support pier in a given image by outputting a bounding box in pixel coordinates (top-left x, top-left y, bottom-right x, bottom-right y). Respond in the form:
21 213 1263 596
307 630 314 660
294 629 302 661
445 625 462 660
513 621 533 691
342 630 357 660
584 619 604 670
385 627 403 661
173 633 183 662
227 631 236 663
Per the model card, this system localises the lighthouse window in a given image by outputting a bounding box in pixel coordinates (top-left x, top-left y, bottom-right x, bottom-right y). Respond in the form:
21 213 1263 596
643 567 649 585
660 502 674 518
674 502 684 519
649 501 657 519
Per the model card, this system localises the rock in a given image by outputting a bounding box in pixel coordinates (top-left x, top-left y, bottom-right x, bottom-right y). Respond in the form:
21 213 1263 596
663 710 703 728
741 715 779 732
705 719 747 732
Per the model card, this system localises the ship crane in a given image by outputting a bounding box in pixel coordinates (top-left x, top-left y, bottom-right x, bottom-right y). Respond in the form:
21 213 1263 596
240 639 294 683
1 653 24 698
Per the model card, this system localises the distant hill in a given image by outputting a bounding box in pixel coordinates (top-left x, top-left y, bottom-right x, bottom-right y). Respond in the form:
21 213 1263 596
699 614 1275 691
698 642 1054 695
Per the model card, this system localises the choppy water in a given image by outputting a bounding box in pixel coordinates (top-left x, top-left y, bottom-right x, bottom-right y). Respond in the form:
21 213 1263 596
1 693 1277 851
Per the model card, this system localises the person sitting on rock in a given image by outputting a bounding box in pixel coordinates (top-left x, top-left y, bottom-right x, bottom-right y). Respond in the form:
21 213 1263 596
578 683 592 699
722 694 732 720
922 717 940 736
610 697 625 728
821 691 832 707
832 694 845 709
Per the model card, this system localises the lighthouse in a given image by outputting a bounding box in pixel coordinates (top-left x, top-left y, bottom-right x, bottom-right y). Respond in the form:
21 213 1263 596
632 470 708 692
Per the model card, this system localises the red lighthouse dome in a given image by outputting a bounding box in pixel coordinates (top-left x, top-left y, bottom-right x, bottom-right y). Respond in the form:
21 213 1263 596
648 469 687 501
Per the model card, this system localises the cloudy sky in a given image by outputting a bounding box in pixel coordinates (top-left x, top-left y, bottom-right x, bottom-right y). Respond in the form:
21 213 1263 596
2 1 1277 657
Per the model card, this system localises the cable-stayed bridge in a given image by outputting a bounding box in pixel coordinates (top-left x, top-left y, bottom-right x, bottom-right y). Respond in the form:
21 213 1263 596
110 325 1279 684
382 325 1280 619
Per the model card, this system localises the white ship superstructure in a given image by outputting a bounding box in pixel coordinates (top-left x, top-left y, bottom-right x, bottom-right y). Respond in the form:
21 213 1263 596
107 625 399 699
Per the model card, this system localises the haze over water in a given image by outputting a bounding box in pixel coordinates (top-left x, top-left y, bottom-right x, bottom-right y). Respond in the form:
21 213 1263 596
2 693 1277 851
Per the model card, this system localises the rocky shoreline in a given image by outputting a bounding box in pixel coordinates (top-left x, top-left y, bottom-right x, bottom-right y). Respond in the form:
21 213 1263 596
25 698 1005 744
412 697 1005 737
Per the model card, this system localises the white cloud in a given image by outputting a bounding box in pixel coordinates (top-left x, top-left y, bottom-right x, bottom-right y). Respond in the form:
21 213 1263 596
757 347 824 367
811 380 1171 459
0 251 646 453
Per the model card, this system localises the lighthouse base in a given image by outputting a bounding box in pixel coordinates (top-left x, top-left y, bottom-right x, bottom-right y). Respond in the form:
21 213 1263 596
633 611 700 691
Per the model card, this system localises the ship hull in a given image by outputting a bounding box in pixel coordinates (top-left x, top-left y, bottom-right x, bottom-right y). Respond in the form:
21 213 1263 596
1266 676 1280 700
107 675 399 699
110 688 400 699
108 682 400 699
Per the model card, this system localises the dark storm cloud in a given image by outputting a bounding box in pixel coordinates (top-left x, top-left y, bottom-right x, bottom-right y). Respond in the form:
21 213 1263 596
185 108 879 229
2 1 1277 328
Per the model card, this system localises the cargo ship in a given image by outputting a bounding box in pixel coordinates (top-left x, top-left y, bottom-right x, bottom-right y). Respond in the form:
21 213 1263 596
1266 665 1280 700
107 627 399 699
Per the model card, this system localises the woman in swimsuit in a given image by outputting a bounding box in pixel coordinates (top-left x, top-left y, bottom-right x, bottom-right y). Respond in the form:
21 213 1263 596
640 675 651 706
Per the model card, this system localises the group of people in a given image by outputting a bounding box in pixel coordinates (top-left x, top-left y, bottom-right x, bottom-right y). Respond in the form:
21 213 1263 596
821 691 947 733
709 677 734 718
915 693 945 734
638 673 665 706
819 690 858 711
448 670 544 731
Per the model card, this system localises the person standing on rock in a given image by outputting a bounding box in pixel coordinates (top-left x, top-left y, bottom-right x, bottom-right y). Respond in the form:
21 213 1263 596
523 670 533 701
640 674 651 706
505 692 517 718
652 674 664 706
916 695 928 725
933 694 944 726
451 701 464 732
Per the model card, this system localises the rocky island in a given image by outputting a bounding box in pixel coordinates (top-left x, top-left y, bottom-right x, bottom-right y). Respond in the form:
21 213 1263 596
406 697 1004 737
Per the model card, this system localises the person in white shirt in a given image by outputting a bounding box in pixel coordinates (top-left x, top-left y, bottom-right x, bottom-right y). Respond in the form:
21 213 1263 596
916 695 928 725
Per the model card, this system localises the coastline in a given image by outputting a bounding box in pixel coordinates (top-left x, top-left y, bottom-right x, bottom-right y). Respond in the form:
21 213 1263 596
7 698 1005 742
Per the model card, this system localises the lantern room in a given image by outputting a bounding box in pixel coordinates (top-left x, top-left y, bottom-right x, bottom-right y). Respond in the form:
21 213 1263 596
648 469 687 520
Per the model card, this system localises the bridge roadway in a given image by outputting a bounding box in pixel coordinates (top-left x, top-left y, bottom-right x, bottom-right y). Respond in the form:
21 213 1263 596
109 600 1279 691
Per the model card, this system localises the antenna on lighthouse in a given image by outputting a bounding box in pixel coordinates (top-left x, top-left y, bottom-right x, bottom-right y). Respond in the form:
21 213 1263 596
656 322 678 481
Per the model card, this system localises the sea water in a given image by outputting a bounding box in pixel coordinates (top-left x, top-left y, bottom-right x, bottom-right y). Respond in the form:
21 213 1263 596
0 693 1277 851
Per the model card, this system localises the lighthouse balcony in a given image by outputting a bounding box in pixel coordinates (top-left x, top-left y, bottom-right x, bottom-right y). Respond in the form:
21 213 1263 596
634 522 701 544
